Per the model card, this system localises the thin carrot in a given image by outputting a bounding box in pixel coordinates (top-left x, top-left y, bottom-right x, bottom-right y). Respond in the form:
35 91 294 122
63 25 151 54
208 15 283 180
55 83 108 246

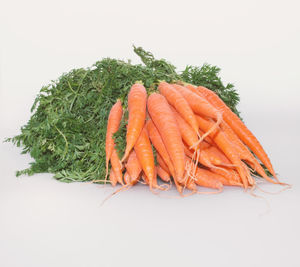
146 119 176 177
134 127 156 190
170 106 199 150
171 83 222 142
156 153 183 194
156 165 171 182
125 150 142 185
196 115 251 189
124 171 131 185
194 166 239 187
210 167 242 186
109 169 117 187
121 83 147 162
158 81 199 134
147 93 186 183
110 148 124 185
183 144 214 169
197 85 278 180
220 121 279 184
192 164 223 190
156 153 170 175
202 146 232 166
105 100 123 178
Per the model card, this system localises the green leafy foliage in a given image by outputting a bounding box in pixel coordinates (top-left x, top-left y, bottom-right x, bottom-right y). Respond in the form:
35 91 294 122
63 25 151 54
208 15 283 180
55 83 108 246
6 47 241 182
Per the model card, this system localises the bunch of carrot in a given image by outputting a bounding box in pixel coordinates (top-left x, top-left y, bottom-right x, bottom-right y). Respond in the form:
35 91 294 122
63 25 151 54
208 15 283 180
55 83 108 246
104 81 283 195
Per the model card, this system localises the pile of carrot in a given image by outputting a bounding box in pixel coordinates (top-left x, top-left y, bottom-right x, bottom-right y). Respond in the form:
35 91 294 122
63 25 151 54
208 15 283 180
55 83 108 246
105 81 283 195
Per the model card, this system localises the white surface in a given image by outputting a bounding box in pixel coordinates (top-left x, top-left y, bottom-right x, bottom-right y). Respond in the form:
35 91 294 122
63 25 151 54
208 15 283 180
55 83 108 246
1 0 300 266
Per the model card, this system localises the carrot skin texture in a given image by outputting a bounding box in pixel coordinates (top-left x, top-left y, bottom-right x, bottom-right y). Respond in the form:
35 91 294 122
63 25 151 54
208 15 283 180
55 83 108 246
210 167 242 185
156 153 171 175
109 169 117 187
220 121 276 183
105 100 123 177
171 84 221 121
124 171 131 185
158 82 199 133
193 166 223 189
196 115 250 188
110 148 124 185
122 83 147 162
134 127 155 188
146 119 176 177
202 146 232 166
147 94 185 182
170 106 199 149
197 86 277 178
125 150 142 184
156 166 171 182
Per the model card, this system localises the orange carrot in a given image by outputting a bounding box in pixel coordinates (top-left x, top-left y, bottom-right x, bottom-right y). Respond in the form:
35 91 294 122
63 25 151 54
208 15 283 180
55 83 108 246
210 167 242 185
220 121 278 184
196 115 251 188
197 85 278 179
171 83 222 141
147 94 185 182
193 166 223 190
156 153 183 193
156 153 171 175
125 150 142 185
198 129 214 144
109 169 117 187
158 81 199 134
170 106 199 150
202 146 232 166
122 83 147 162
156 165 171 182
124 171 131 185
134 127 156 189
105 100 123 178
196 168 236 189
146 119 176 177
181 172 197 191
110 148 124 185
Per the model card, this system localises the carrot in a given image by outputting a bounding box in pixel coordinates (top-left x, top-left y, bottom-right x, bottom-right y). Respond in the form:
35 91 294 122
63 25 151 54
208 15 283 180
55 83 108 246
183 142 217 171
158 81 199 134
134 127 156 189
220 121 278 184
191 164 223 190
170 106 199 150
198 129 214 144
196 168 242 189
197 85 278 179
196 115 251 189
147 93 186 183
125 150 142 185
156 153 170 175
202 146 232 166
110 148 124 185
171 83 222 142
105 100 123 178
156 165 171 182
109 169 117 187
181 172 197 191
121 83 147 162
210 167 242 185
146 119 176 177
124 171 131 185
156 153 183 193
141 170 159 188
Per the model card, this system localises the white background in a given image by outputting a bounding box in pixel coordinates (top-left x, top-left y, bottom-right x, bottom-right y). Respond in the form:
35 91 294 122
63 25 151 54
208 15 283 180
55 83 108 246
1 0 300 266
